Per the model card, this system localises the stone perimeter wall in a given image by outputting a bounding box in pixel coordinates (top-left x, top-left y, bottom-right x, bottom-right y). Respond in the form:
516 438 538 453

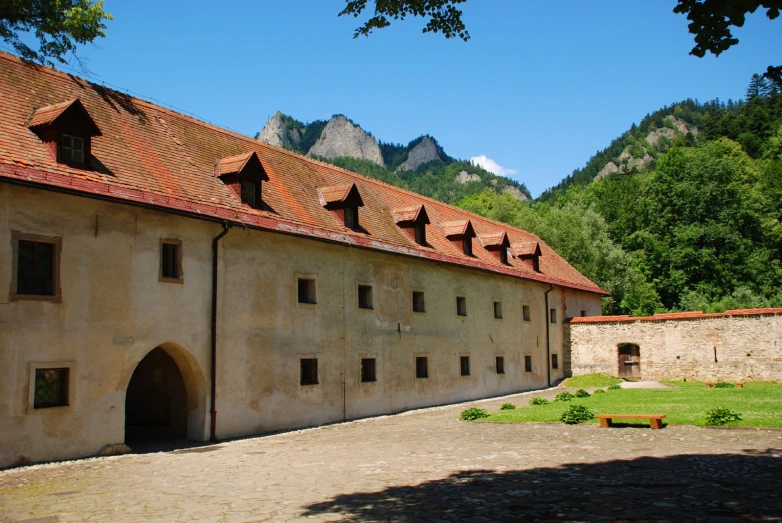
567 310 782 382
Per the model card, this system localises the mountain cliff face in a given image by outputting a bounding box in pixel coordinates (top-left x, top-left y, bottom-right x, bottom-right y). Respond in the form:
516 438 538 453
307 115 385 166
397 136 440 171
256 111 300 148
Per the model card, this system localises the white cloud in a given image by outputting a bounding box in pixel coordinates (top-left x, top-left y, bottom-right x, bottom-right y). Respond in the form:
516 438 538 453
469 155 517 176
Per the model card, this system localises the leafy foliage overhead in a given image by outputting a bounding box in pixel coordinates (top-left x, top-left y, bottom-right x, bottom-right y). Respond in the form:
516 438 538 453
339 0 469 40
0 0 112 66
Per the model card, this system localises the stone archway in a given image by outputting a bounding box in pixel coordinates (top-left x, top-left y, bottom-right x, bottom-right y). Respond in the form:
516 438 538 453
124 344 207 444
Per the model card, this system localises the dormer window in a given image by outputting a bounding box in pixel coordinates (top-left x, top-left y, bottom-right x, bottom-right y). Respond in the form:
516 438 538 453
28 98 101 168
512 241 543 272
392 204 430 247
215 152 268 209
318 183 365 232
479 232 511 265
61 135 84 163
442 219 476 257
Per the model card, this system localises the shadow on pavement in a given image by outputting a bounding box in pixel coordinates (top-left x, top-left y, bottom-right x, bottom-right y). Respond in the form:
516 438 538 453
303 449 782 521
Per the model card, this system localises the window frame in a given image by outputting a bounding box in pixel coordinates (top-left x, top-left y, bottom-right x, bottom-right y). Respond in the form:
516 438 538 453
494 301 503 319
415 356 428 379
60 133 85 164
460 356 470 377
27 361 75 413
300 358 319 386
524 355 533 373
297 277 317 304
240 180 258 207
10 231 62 302
522 304 531 322
357 284 374 310
412 290 426 313
496 356 505 375
456 296 467 317
360 358 377 383
463 236 472 256
414 222 426 245
580 310 588 317
499 248 508 265
551 354 559 370
344 206 357 230
550 308 558 324
159 239 184 283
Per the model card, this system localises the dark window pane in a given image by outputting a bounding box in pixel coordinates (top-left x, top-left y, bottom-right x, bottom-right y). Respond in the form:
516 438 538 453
298 278 316 304
344 207 355 229
460 356 470 376
361 358 376 382
34 368 69 408
494 301 502 319
17 240 54 295
416 357 428 378
161 243 180 279
412 291 425 312
358 285 373 309
463 237 472 256
523 305 531 321
496 356 505 374
415 224 425 245
525 356 532 372
500 249 508 264
241 181 257 206
300 359 318 385
552 354 559 369
457 297 467 316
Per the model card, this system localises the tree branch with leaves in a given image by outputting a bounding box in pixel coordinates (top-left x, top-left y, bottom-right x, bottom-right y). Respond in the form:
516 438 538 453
339 0 469 41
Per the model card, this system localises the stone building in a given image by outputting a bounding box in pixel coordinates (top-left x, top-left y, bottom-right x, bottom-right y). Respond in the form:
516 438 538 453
0 52 605 468
567 309 782 382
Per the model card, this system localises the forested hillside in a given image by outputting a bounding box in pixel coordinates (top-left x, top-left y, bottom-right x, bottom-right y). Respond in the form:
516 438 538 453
463 74 782 315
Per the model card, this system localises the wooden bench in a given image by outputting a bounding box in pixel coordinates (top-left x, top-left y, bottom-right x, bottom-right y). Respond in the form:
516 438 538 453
704 382 745 388
596 414 666 429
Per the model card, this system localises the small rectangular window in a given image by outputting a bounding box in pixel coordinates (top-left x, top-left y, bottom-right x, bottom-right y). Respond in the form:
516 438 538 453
416 356 428 378
550 308 557 324
298 278 317 304
161 241 182 281
523 305 531 321
496 356 505 374
344 207 356 229
500 249 508 265
494 301 503 319
552 354 559 369
61 134 84 163
524 355 532 372
460 356 470 376
300 358 318 385
358 284 373 309
412 291 425 312
580 310 587 317
463 237 472 256
456 296 467 316
415 223 426 245
17 240 55 295
241 180 257 207
361 358 376 382
34 368 69 408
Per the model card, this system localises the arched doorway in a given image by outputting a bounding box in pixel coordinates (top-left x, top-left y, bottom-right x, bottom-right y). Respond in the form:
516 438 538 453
125 347 188 443
618 343 641 380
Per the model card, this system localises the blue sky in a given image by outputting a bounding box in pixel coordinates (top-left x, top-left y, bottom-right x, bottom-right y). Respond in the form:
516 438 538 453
13 1 781 197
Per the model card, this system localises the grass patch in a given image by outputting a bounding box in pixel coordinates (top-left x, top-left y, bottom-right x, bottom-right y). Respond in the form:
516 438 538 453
563 374 623 388
486 381 782 427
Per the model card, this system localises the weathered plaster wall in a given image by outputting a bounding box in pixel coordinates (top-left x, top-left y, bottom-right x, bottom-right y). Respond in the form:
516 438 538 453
0 184 602 468
569 312 782 381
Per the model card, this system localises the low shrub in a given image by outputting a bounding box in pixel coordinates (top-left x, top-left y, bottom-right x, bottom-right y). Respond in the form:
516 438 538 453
561 405 595 424
529 397 549 406
713 381 736 388
705 407 742 426
574 389 591 398
460 408 490 421
500 402 516 410
593 389 606 394
555 391 575 402
607 384 622 391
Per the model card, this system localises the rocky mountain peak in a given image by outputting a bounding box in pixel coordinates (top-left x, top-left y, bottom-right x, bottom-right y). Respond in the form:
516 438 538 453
256 111 301 149
307 115 385 166
398 136 441 172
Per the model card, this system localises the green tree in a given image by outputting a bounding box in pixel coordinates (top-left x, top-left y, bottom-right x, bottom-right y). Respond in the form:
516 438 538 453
339 0 469 40
0 0 112 66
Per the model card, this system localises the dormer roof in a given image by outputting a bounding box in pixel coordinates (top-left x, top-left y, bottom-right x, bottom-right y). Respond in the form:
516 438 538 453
441 219 475 238
512 241 542 257
392 204 430 225
28 98 101 136
479 231 509 249
215 151 268 180
318 183 364 208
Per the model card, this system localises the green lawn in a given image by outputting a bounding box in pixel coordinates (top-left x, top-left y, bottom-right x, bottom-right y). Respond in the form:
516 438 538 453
485 381 782 427
562 374 622 388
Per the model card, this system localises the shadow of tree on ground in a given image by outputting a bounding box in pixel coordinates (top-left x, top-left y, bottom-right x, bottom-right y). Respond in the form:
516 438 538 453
303 450 782 521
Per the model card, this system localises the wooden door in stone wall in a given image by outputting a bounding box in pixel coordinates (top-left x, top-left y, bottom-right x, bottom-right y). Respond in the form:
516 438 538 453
618 343 641 380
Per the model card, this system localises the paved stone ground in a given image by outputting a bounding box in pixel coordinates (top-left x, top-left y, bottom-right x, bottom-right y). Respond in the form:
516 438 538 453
2 387 782 522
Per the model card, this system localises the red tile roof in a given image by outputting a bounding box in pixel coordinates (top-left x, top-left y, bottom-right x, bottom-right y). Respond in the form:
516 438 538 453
28 98 101 135
392 204 425 224
215 151 265 178
441 219 473 238
478 232 508 248
569 308 782 323
0 52 606 295
317 183 356 206
511 241 541 257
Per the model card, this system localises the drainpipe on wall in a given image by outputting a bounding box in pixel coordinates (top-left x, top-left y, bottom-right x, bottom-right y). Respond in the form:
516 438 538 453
544 284 555 387
210 221 232 442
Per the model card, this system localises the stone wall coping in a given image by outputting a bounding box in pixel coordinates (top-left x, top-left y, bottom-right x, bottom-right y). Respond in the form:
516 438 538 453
569 308 782 324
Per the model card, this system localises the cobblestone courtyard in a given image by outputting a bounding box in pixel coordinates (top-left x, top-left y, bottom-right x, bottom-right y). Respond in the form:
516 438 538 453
2 388 781 522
